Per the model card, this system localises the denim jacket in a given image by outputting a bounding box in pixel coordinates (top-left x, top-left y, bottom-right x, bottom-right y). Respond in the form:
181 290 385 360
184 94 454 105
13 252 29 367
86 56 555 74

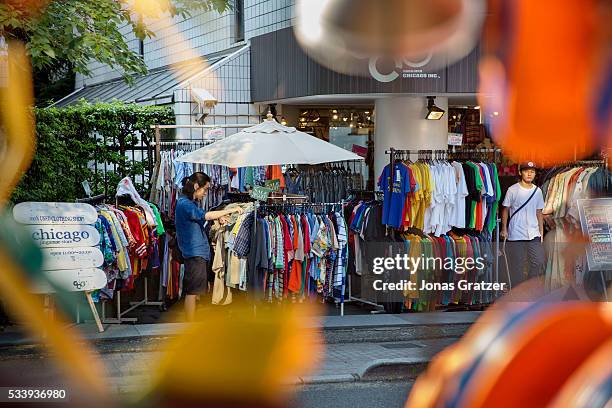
175 195 210 260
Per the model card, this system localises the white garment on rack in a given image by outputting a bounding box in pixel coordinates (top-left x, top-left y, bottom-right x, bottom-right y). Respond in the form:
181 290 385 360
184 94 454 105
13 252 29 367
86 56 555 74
423 164 437 234
440 162 457 236
450 161 469 229
116 177 158 227
566 167 596 221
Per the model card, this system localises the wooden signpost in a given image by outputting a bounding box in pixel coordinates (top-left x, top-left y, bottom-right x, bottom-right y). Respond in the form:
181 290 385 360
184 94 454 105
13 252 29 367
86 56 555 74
13 202 105 332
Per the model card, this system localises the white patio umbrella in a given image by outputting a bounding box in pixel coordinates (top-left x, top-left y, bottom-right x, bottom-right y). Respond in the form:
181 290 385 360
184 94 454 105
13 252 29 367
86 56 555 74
175 116 364 167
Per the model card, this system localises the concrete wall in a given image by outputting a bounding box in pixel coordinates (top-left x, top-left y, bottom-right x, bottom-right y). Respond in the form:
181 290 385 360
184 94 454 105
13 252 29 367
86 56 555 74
244 0 295 40
374 96 449 179
173 47 261 140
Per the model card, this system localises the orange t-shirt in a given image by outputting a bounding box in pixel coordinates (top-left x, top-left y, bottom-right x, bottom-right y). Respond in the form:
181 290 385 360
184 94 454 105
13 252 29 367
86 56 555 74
268 165 286 189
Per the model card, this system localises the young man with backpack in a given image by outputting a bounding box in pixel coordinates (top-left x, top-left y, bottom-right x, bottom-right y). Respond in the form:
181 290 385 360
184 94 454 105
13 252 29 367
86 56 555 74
500 161 546 286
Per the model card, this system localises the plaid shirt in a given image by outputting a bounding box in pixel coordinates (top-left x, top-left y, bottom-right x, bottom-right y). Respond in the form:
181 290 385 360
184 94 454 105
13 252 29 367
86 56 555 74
233 212 254 257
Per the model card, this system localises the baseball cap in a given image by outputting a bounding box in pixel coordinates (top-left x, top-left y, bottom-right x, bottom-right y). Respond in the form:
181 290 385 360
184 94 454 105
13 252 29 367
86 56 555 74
519 161 537 171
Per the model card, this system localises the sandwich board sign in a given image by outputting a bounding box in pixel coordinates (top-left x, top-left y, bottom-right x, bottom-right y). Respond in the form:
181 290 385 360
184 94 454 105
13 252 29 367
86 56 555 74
24 225 100 248
31 268 107 294
13 202 106 332
13 202 98 225
576 198 612 271
40 247 104 271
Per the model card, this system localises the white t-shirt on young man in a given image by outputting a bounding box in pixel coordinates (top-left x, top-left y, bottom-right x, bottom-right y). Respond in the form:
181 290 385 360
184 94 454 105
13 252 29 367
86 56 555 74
502 183 545 241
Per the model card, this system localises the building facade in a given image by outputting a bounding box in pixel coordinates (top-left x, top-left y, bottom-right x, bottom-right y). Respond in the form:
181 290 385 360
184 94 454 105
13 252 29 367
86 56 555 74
55 0 481 179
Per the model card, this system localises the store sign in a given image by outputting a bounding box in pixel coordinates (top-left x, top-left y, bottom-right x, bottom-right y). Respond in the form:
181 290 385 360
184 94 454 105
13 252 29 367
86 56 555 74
250 186 272 201
577 198 612 271
368 53 440 83
13 202 98 225
41 247 104 271
25 225 100 248
31 268 107 294
265 179 281 191
448 133 463 146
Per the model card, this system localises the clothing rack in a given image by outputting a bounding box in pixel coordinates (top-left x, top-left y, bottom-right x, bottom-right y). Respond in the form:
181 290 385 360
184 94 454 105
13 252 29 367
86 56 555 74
348 189 384 199
100 196 164 324
152 140 222 146
75 194 106 204
267 192 310 203
257 201 343 212
254 200 350 314
385 147 504 300
343 190 386 314
541 157 609 190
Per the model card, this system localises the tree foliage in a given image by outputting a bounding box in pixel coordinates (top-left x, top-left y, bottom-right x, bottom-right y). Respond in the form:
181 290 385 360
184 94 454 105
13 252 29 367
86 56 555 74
0 0 231 99
11 102 175 203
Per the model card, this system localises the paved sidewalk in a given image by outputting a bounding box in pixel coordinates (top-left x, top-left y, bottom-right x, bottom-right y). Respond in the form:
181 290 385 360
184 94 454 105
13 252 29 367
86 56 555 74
0 337 459 394
103 337 459 393
0 312 481 347
0 314 470 395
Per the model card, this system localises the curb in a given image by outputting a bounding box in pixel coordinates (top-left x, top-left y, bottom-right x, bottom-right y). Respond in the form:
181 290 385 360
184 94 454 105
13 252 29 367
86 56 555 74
359 360 429 381
291 360 429 386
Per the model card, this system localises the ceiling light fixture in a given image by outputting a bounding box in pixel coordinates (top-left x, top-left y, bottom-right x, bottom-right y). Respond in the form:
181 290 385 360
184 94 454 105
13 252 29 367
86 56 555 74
425 96 445 120
280 117 287 126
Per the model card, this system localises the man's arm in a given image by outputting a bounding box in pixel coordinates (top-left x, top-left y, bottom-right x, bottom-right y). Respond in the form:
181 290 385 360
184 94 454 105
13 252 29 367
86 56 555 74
500 206 509 240
536 209 544 241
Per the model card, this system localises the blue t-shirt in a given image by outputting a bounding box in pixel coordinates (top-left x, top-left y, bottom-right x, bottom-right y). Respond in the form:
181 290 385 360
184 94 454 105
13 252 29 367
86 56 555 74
175 195 210 260
378 163 411 228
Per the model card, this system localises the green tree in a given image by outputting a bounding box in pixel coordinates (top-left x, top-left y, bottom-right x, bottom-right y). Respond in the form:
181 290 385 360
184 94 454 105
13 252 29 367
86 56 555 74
0 0 232 105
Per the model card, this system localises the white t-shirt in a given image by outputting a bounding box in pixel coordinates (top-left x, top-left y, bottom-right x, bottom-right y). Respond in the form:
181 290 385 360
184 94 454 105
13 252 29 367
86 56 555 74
502 183 545 241
450 162 469 229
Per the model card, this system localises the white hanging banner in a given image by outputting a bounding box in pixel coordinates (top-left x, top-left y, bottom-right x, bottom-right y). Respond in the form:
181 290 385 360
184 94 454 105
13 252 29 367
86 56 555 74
41 247 104 270
13 202 98 225
25 225 100 248
31 268 107 294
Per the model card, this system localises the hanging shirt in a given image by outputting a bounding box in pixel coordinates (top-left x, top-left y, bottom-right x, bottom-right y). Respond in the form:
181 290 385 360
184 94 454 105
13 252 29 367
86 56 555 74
378 162 411 228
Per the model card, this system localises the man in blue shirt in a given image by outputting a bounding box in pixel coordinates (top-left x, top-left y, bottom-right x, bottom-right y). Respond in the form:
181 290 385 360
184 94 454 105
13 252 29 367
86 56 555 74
175 172 243 321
